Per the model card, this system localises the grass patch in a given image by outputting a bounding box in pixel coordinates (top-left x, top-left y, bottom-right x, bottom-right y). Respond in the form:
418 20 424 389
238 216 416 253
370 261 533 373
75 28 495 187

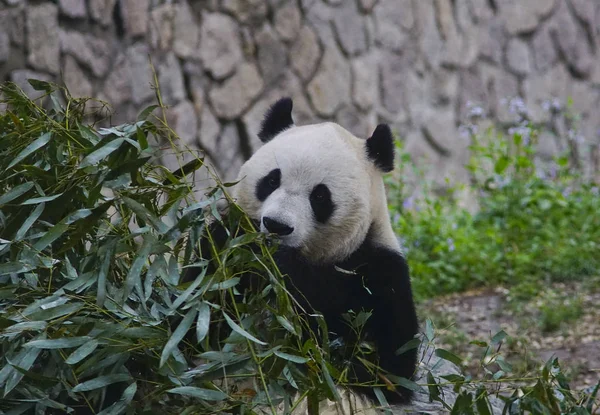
387 99 600 301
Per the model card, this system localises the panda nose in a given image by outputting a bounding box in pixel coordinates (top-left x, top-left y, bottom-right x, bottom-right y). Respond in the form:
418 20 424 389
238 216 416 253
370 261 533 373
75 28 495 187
263 217 294 236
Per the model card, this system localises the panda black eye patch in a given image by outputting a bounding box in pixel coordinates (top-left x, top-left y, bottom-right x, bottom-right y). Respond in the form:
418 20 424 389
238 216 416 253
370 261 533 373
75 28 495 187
310 184 335 223
256 169 281 201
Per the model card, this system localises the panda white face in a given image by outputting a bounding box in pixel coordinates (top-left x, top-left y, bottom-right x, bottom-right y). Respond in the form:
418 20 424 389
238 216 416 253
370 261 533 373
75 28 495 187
232 123 378 264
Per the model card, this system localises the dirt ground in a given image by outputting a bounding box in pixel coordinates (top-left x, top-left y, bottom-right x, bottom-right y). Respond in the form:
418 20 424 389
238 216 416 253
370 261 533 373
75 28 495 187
419 282 600 394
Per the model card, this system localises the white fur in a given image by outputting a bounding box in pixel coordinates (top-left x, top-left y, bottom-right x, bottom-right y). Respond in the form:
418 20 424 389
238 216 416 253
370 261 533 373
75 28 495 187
231 122 399 264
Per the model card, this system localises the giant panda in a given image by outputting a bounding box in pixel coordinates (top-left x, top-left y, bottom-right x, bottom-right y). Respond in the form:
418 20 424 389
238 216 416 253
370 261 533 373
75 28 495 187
189 97 419 413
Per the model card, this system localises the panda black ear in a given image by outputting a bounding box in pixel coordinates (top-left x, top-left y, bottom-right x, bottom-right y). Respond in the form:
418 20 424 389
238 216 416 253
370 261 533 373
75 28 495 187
366 124 395 172
258 97 295 143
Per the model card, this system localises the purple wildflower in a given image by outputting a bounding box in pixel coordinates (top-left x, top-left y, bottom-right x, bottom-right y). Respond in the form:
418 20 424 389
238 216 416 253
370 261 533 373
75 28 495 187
447 238 456 252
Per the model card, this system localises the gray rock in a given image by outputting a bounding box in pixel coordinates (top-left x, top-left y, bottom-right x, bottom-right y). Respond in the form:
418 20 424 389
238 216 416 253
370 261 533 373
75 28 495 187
89 0 117 26
550 0 594 77
167 100 198 146
422 107 463 157
379 51 414 115
158 53 186 105
101 54 131 106
569 0 596 28
336 105 377 138
351 54 378 111
523 63 570 123
120 0 149 37
221 0 268 24
505 38 532 76
217 123 245 183
479 19 507 64
126 43 155 105
290 25 321 82
62 55 93 98
358 0 378 13
415 1 444 68
274 2 302 42
307 46 351 117
467 0 495 22
0 30 9 63
480 63 520 123
10 70 53 100
332 2 368 55
437 0 480 69
499 0 557 34
255 25 287 84
149 4 175 51
59 29 112 78
432 68 459 106
27 4 60 74
458 68 488 121
58 0 87 19
173 1 199 59
567 80 600 119
187 74 206 115
374 0 413 51
532 23 558 71
0 8 24 47
303 1 339 48
199 12 243 80
208 63 264 119
592 56 600 86
199 104 221 156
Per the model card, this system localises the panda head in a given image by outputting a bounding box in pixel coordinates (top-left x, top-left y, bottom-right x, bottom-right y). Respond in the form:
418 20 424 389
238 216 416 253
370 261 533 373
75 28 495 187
231 98 400 264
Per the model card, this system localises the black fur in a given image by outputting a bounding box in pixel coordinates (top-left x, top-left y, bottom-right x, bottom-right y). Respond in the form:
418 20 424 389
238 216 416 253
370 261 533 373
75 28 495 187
309 184 335 223
257 97 294 143
275 235 419 404
366 124 395 172
185 220 419 405
255 168 281 201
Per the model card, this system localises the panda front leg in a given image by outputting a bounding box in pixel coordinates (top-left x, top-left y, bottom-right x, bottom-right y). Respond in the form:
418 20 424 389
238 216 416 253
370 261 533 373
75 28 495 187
357 247 420 404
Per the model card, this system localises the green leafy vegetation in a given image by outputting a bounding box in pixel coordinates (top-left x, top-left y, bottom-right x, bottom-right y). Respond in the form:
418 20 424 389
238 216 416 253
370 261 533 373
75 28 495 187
387 99 600 301
0 81 598 414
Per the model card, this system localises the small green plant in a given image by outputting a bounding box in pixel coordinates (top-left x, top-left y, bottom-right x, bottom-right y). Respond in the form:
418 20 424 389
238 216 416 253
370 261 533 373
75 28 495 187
537 290 584 333
387 99 600 300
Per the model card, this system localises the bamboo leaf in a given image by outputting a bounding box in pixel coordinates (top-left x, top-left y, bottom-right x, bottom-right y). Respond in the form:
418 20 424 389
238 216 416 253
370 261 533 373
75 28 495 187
32 223 69 251
0 182 34 206
24 336 92 349
97 239 117 307
65 340 99 364
97 382 137 415
223 313 267 346
123 237 153 301
395 338 421 356
435 348 464 367
274 351 308 364
7 132 52 170
79 138 125 168
21 193 63 205
4 345 42 396
15 203 44 241
72 374 131 392
196 302 210 343
160 308 197 367
123 196 169 234
167 386 228 401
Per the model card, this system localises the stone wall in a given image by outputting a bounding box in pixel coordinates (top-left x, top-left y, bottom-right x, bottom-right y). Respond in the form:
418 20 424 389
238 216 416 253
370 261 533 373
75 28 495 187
1 0 599 186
